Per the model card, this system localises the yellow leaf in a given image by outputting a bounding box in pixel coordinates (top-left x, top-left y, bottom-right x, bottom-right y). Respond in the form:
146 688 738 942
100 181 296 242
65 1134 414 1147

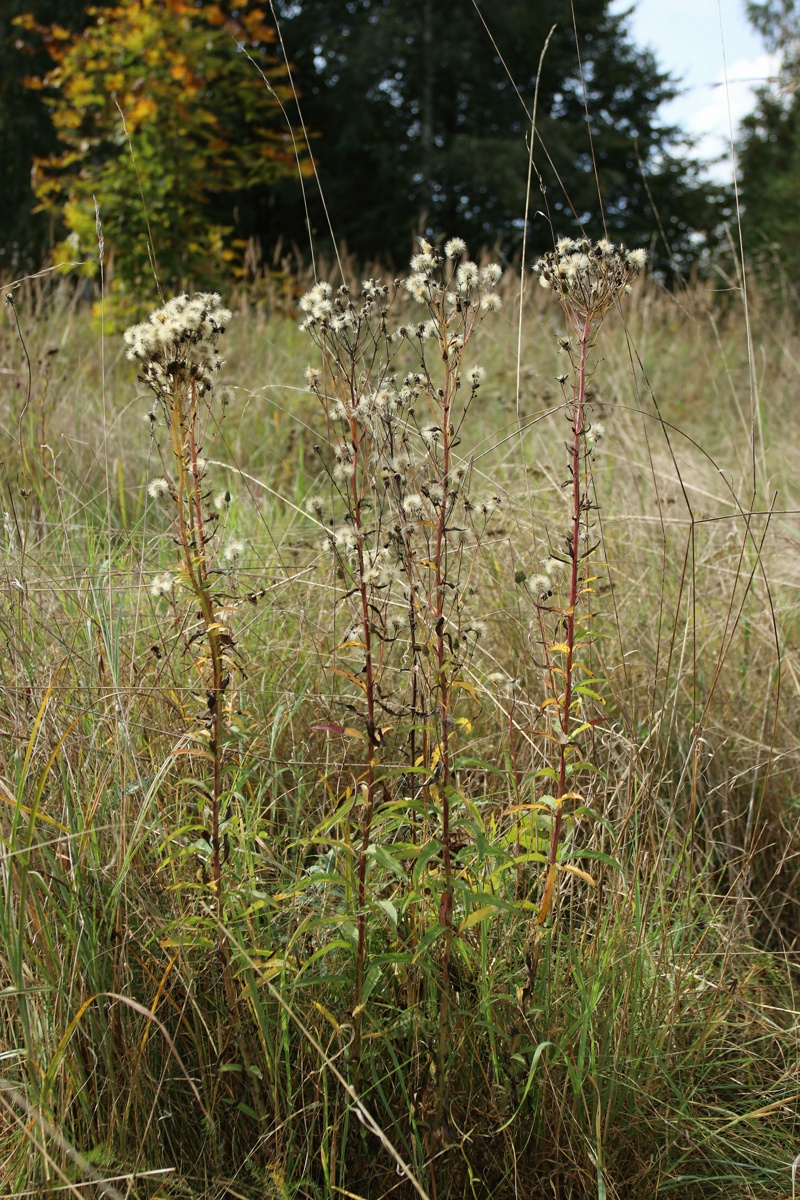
452 679 478 698
536 863 558 926
506 803 553 815
459 905 498 932
548 642 571 654
330 666 366 692
558 863 596 887
311 1001 341 1031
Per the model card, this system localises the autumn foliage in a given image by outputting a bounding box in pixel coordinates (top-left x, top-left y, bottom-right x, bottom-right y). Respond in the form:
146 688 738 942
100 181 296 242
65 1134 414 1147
16 0 309 307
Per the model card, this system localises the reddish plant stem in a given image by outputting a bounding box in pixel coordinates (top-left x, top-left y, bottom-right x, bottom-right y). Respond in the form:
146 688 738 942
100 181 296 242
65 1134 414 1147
170 385 225 903
349 398 377 1068
434 337 454 1132
508 698 523 898
537 312 592 927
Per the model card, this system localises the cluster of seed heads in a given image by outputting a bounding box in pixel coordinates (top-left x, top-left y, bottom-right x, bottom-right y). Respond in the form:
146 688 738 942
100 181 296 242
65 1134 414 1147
124 292 232 396
404 237 503 312
299 279 390 334
535 238 647 320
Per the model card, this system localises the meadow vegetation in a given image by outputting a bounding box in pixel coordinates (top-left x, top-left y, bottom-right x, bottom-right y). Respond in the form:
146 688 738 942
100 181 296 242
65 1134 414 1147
0 247 798 1200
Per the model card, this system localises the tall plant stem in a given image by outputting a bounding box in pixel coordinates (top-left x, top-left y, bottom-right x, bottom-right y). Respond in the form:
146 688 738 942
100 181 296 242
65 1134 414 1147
351 411 377 1069
434 342 454 1134
537 312 592 928
171 389 226 907
170 382 268 1128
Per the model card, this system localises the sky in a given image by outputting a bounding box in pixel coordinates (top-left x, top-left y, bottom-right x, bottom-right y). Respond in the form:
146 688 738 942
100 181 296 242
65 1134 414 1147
609 0 778 180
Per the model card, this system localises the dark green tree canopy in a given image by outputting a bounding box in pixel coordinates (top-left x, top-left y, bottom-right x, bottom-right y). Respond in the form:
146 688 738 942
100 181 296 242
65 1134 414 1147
2 0 728 279
271 0 726 272
739 0 800 280
0 0 88 273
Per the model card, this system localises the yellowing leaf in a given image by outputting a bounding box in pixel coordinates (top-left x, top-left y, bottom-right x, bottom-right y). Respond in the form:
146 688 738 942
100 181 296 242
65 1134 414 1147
459 905 498 932
558 863 596 887
330 667 366 692
452 679 478 698
536 863 558 926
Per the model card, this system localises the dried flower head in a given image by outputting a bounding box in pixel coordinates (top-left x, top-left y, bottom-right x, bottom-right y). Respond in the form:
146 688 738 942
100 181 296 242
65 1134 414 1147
147 477 170 500
444 237 467 259
529 574 553 605
402 493 427 521
150 572 175 598
456 261 479 289
124 293 231 397
534 238 646 323
222 539 245 566
586 421 606 449
542 557 566 578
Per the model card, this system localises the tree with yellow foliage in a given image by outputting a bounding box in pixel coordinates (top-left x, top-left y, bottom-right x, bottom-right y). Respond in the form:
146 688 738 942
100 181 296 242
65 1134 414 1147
18 0 308 310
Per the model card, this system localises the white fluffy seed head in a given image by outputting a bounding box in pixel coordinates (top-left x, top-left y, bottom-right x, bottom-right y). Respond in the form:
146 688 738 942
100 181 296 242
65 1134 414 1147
147 478 170 499
222 539 245 565
444 237 467 259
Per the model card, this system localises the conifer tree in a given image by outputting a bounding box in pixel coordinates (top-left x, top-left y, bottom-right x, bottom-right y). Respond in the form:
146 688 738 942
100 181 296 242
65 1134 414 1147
739 1 800 281
271 0 725 273
0 0 87 273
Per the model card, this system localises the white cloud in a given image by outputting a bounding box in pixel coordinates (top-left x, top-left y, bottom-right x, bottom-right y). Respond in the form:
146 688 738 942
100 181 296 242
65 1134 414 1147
673 52 779 179
610 0 777 179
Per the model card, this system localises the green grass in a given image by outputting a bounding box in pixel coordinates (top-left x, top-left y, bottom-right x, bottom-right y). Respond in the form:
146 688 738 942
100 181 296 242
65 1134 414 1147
0 266 798 1200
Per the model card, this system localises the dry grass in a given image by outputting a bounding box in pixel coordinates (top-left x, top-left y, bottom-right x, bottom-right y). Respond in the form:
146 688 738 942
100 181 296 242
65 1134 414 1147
0 264 798 1199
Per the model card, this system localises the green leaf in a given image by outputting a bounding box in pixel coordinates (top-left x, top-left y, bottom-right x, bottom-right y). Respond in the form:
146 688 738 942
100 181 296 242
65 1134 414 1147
375 898 398 927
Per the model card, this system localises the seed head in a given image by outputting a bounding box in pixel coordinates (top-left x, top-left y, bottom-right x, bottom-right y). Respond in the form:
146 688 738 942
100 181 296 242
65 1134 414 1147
147 478 170 500
402 493 427 521
586 421 606 449
150 572 175 598
124 293 231 397
222 540 245 566
542 557 566 578
456 261 479 289
534 238 646 323
529 574 553 605
444 237 467 259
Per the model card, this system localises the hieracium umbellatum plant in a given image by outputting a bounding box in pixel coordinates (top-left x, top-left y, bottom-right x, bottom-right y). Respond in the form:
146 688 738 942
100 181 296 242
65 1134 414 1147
301 238 505 1113
125 293 241 930
528 237 646 933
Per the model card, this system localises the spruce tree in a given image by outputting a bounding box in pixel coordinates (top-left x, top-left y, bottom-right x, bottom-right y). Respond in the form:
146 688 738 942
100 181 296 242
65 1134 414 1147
0 1 88 273
739 1 800 280
271 0 725 273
